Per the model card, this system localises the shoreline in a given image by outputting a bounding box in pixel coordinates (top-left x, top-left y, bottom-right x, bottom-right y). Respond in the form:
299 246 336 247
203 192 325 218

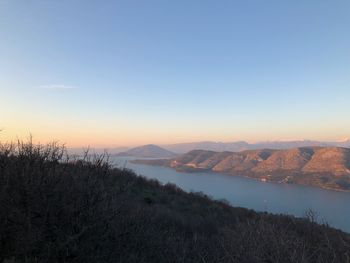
131 159 350 193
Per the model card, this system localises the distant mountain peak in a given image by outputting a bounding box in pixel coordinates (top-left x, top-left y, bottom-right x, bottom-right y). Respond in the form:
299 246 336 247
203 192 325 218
117 144 177 158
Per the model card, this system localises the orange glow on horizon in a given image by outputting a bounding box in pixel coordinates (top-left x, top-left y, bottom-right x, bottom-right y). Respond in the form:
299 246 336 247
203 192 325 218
2 126 349 149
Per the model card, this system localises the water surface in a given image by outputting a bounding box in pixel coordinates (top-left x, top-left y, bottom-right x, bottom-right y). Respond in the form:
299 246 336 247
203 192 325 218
112 157 350 233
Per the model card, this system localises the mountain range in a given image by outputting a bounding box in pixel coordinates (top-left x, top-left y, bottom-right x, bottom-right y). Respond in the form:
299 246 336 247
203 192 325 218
67 139 350 156
132 147 350 191
161 139 350 153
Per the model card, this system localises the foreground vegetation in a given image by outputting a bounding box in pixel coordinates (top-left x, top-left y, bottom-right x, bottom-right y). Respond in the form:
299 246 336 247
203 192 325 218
1 141 350 262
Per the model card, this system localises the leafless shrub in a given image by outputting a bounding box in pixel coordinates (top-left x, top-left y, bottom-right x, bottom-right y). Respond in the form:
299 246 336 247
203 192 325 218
0 139 349 262
304 208 319 224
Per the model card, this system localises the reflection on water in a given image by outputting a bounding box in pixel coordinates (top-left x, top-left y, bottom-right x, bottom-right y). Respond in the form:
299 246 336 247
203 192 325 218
112 157 350 233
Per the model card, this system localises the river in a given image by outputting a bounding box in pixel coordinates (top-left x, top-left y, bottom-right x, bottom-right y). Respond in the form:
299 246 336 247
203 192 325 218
112 156 350 233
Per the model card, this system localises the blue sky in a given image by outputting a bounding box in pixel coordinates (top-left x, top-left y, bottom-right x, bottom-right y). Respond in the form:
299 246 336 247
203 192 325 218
1 0 350 147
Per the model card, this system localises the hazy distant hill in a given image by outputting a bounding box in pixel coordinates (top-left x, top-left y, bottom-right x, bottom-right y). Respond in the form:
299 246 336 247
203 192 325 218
67 146 130 155
162 141 250 153
116 144 177 158
162 140 350 153
67 140 350 156
337 139 350 148
133 147 350 191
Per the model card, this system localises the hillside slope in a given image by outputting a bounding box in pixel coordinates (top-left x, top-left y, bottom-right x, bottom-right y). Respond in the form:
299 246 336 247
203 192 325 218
133 147 350 191
1 142 350 262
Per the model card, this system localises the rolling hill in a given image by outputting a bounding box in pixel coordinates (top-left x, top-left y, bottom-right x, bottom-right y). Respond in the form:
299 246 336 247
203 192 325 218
133 147 350 191
116 144 177 158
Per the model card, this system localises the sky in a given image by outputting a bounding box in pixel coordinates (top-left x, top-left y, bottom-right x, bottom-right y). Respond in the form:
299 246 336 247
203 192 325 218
1 0 350 147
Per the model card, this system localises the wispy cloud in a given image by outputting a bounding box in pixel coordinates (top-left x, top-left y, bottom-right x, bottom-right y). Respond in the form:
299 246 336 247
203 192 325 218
39 84 77 90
